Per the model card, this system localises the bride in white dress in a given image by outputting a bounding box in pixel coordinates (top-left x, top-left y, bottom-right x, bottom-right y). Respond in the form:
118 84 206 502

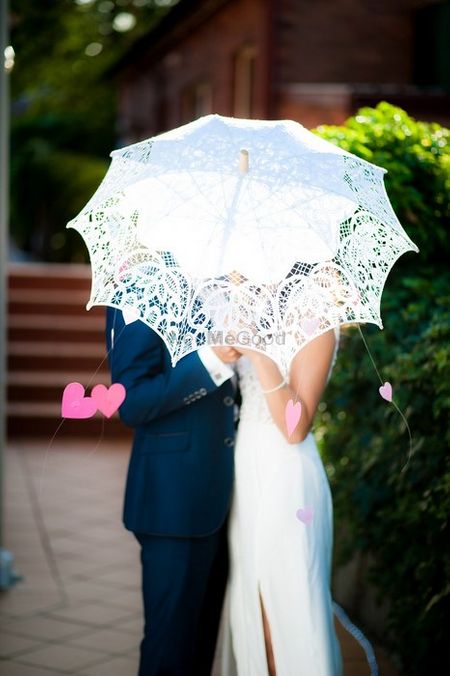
222 325 343 676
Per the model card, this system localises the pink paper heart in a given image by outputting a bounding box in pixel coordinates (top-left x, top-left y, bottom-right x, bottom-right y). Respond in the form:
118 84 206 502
379 381 393 402
91 383 126 418
285 399 302 437
122 307 140 325
61 382 97 419
301 317 320 336
296 506 314 525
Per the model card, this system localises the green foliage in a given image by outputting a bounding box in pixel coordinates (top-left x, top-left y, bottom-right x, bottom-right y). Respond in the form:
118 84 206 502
316 101 449 265
10 116 109 260
9 0 178 260
314 103 450 675
10 1 176 128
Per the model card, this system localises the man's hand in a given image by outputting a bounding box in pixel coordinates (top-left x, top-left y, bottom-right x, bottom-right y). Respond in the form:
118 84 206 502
211 346 242 364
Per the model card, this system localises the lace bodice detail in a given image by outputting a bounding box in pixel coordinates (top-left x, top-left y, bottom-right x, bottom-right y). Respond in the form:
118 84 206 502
236 327 340 424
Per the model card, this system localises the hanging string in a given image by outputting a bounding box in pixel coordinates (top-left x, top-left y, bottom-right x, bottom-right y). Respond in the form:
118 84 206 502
85 417 105 458
357 324 384 383
38 419 65 500
37 309 128 494
332 601 379 676
357 324 414 474
83 309 126 392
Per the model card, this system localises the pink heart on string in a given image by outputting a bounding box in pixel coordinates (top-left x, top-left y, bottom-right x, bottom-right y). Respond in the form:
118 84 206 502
379 381 393 402
91 383 126 418
122 307 140 325
61 382 97 419
301 317 320 336
285 399 302 437
296 506 314 525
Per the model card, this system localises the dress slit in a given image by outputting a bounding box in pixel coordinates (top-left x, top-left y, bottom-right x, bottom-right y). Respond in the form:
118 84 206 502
259 585 277 676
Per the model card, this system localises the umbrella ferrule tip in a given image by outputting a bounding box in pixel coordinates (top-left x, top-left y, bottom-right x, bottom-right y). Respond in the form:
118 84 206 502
239 148 249 173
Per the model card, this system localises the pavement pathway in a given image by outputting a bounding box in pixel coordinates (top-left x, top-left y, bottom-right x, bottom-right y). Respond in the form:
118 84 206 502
0 440 399 675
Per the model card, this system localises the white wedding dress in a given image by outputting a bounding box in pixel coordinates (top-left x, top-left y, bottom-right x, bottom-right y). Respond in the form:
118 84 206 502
221 326 343 676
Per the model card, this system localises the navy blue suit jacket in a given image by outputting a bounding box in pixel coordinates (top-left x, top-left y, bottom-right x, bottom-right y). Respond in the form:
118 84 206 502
106 307 236 538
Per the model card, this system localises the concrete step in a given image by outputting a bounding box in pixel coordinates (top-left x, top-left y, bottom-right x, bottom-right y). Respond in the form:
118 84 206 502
8 341 108 372
8 314 105 343
7 371 112 403
6 264 128 439
7 402 131 439
8 263 92 291
8 288 99 316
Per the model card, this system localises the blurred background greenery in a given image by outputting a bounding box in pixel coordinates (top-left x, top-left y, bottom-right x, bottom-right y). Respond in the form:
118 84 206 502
315 102 450 675
9 0 177 261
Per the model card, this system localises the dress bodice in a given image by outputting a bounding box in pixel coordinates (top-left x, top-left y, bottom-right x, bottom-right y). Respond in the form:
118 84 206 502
236 326 340 424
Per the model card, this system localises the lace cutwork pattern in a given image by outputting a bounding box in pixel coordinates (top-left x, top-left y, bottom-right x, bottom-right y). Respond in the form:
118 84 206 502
236 327 340 424
67 115 418 371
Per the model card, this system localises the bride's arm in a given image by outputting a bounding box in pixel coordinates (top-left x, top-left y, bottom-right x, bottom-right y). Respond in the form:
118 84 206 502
239 329 336 444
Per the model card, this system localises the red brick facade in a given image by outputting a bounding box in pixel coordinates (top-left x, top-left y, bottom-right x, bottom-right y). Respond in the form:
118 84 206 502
114 0 450 142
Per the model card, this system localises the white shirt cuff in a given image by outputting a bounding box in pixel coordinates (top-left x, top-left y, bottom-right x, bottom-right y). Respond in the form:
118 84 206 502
197 345 235 386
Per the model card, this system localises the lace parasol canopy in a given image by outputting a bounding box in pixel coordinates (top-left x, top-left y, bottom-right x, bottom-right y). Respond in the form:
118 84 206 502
67 114 419 372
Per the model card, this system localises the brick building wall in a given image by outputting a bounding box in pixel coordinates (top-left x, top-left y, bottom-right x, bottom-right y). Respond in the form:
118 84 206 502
276 0 415 85
117 0 271 143
274 0 449 127
114 0 450 142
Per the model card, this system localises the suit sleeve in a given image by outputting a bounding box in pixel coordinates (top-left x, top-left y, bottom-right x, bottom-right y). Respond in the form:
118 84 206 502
197 345 235 385
106 307 224 427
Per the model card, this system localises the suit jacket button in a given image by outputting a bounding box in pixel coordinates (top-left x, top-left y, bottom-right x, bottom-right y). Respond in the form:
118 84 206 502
223 396 234 406
224 437 234 447
199 388 207 395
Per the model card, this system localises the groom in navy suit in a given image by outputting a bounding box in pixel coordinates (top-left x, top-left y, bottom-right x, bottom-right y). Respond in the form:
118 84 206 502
106 307 240 675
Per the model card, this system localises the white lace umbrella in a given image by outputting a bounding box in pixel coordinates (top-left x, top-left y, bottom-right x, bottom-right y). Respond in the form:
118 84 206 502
67 114 418 370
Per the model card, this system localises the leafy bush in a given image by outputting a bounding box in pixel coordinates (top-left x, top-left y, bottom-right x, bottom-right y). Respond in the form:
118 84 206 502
10 114 109 261
314 103 450 674
316 101 449 266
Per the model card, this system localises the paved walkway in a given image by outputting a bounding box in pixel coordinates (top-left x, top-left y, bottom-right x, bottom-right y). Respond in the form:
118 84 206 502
0 441 398 675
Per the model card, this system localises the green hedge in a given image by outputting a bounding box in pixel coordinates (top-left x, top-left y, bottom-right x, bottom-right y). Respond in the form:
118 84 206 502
314 103 449 674
10 114 109 262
